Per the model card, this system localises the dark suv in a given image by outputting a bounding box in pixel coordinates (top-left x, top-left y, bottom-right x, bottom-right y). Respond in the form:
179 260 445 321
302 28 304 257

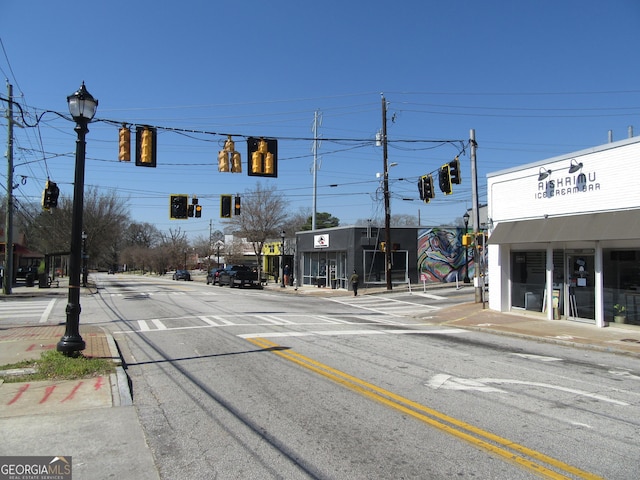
172 269 191 281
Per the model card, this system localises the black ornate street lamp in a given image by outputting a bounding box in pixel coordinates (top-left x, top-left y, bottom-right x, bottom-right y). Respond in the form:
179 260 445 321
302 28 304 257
280 230 286 288
462 211 471 284
57 82 98 355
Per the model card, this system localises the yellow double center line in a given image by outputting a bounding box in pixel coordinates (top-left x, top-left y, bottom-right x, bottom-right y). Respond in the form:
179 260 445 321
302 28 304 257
247 337 602 480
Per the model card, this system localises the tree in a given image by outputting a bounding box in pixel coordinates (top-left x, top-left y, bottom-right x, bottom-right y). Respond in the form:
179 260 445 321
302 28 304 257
390 214 419 226
24 187 130 270
161 227 189 269
124 222 161 248
280 208 311 236
300 211 339 231
227 182 288 278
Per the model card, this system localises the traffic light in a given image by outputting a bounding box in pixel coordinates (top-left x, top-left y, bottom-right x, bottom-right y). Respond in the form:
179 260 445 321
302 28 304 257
192 197 202 218
418 175 435 203
220 194 232 218
118 126 131 162
476 232 487 250
439 163 452 195
247 137 278 177
42 180 60 210
188 204 195 217
218 136 242 173
449 156 461 185
424 175 434 200
170 194 188 219
380 242 386 252
136 126 157 167
234 195 241 215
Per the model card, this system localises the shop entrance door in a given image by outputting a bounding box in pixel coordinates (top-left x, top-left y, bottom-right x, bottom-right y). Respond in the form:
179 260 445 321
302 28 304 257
565 253 595 322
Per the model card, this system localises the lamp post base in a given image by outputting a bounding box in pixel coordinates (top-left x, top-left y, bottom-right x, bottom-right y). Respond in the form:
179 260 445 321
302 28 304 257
56 336 86 355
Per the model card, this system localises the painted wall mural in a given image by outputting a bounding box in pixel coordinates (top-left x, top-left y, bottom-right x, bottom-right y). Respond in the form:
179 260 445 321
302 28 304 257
417 227 474 283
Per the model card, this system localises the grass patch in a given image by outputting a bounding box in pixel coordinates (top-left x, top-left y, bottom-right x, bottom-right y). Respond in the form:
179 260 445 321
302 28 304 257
0 350 116 383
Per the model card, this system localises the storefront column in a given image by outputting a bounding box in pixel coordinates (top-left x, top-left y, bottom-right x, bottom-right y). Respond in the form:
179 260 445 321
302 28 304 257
546 244 554 321
594 243 605 328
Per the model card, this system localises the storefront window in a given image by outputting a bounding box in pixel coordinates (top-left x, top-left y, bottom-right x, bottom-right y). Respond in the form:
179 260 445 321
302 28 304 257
363 250 408 285
603 249 640 325
511 251 546 311
302 252 347 288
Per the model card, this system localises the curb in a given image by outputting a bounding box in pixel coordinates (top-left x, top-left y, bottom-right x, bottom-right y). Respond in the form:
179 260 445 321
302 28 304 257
460 324 640 359
102 326 132 406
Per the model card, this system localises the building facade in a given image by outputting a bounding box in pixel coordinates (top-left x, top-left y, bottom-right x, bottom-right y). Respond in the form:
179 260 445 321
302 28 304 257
487 137 640 327
295 226 420 290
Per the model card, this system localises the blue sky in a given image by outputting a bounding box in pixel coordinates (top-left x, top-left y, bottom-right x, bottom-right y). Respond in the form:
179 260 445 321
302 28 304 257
2 0 639 240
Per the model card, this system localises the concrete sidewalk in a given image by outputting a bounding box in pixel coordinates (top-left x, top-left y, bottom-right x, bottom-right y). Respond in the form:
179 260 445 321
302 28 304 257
1 278 639 479
0 280 159 480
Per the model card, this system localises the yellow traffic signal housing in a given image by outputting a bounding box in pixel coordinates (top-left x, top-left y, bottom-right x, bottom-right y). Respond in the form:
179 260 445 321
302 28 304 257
380 241 386 252
218 136 242 173
195 204 202 218
218 150 230 172
136 126 157 167
247 137 278 177
118 127 131 161
462 233 473 246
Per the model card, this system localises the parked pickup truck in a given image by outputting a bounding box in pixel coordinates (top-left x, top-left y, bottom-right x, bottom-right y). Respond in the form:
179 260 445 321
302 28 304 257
217 265 262 289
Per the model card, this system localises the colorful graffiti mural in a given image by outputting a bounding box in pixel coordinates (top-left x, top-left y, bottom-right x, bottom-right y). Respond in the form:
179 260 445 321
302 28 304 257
418 227 474 283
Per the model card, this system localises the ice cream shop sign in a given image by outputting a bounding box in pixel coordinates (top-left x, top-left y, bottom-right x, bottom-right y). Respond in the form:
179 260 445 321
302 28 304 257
535 169 600 200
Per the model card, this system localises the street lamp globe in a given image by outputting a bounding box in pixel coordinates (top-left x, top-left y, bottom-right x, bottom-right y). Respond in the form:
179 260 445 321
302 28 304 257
67 82 98 123
462 211 470 227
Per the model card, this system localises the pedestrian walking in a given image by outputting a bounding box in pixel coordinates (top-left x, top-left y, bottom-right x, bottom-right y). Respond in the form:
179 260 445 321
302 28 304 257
283 265 290 287
349 270 359 296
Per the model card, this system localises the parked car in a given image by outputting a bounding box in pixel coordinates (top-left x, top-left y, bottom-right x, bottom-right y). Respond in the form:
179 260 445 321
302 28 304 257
172 269 191 281
206 268 224 285
16 266 38 278
217 265 261 288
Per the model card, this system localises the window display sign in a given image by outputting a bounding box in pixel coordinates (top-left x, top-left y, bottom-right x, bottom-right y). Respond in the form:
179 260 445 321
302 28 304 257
314 234 329 248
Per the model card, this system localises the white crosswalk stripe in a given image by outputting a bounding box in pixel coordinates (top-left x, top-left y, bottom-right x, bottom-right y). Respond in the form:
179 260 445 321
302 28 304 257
0 299 57 323
328 294 439 317
109 291 217 297
116 312 439 334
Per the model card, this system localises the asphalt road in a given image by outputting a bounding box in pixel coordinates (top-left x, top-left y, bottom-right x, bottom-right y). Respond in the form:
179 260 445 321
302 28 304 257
72 273 640 479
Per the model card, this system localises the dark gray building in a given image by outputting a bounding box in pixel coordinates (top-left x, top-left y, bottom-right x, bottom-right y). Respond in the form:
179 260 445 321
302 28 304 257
295 226 420 291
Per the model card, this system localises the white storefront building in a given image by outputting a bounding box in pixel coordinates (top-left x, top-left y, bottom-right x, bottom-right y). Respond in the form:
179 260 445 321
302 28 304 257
487 136 640 327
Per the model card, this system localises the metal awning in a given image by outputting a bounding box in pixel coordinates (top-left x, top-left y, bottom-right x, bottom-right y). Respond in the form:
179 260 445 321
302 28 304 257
489 209 640 244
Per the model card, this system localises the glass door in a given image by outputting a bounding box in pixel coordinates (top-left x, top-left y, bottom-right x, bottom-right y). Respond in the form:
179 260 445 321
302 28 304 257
565 253 595 322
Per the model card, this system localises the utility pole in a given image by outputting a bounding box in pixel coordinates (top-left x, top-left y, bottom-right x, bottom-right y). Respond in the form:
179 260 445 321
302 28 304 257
4 82 15 295
382 95 392 290
208 219 212 272
311 110 321 230
470 129 482 303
